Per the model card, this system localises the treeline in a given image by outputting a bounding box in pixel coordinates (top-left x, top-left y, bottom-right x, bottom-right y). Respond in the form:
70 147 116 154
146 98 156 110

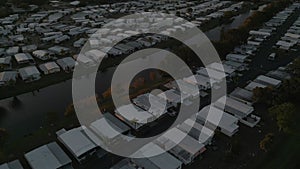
253 58 300 134
213 0 293 59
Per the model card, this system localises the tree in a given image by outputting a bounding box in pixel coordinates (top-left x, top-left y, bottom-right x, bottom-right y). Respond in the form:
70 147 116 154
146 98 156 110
102 87 112 99
268 103 296 133
149 71 156 81
131 77 145 89
253 86 274 104
274 78 300 104
260 133 274 152
0 128 8 144
65 103 75 117
288 58 300 77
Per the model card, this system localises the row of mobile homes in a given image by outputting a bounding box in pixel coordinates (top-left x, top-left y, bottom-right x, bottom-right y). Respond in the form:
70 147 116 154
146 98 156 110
213 96 260 127
24 142 73 169
196 106 239 137
155 127 206 165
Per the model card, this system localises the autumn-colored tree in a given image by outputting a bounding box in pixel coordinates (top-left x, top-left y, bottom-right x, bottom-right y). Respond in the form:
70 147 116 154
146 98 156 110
131 77 145 89
102 87 112 99
65 103 75 117
260 133 274 152
149 71 156 81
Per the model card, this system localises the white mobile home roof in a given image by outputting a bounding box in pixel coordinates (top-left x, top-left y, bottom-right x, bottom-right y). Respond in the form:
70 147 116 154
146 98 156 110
266 70 291 80
85 49 106 62
58 126 97 158
177 117 214 145
132 143 182 169
160 128 206 155
133 93 169 118
249 30 271 37
14 53 33 63
56 57 76 68
254 75 282 87
230 87 253 103
226 54 248 63
39 62 60 72
19 66 40 80
183 74 217 88
285 32 300 39
0 160 23 169
196 67 226 81
110 159 135 169
245 81 267 91
90 114 130 141
176 79 199 97
0 71 17 82
214 96 254 118
25 142 71 169
157 89 189 104
197 106 239 133
115 104 155 124
207 62 236 75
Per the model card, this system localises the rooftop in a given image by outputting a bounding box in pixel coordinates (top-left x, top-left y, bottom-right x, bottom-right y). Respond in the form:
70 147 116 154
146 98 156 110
25 142 71 169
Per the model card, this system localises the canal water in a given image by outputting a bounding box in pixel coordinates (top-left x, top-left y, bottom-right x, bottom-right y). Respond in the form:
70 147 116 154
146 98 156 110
205 4 268 41
0 68 114 140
